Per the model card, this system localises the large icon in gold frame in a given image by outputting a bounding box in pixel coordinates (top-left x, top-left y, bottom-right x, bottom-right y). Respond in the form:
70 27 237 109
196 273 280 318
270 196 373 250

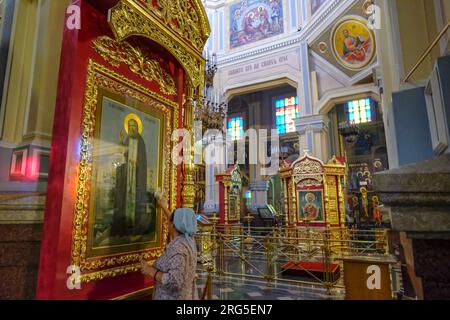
86 89 165 259
331 16 376 71
71 61 177 281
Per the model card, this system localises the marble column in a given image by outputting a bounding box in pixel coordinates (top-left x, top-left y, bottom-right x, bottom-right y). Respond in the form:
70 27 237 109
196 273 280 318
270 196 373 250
373 155 450 299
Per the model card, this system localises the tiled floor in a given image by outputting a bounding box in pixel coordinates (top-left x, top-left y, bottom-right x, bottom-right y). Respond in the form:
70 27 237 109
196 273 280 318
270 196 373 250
195 252 345 300
196 274 344 300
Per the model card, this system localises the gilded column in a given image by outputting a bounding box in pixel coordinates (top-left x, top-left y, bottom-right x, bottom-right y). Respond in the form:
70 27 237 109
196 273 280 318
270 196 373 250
283 177 289 225
289 178 297 225
181 85 195 208
223 180 230 224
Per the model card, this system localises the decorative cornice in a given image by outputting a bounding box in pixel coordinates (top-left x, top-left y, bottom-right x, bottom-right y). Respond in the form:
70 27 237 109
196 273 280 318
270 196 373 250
218 36 302 66
249 180 270 191
295 114 330 134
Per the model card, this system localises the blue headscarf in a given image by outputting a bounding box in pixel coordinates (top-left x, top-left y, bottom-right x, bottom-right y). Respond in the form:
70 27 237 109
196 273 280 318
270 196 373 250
173 208 198 251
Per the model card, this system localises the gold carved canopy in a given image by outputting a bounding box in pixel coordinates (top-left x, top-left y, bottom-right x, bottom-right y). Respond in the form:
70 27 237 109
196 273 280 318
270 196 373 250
108 0 211 89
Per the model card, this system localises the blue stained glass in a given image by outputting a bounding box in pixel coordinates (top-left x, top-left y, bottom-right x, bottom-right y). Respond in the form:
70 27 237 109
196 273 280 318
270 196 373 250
349 112 355 122
228 116 245 141
275 96 299 134
347 98 373 124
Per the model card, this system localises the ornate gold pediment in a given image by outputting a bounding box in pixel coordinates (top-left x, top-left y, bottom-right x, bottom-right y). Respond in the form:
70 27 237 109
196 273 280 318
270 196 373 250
108 0 209 89
291 153 324 186
292 156 323 175
137 0 210 52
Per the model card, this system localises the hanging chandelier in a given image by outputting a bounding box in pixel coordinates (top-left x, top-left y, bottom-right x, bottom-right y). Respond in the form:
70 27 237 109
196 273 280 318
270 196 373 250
194 51 227 132
338 120 360 144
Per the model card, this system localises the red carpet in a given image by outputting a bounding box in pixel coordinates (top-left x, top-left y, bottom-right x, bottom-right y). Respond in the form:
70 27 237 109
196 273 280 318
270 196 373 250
281 261 340 282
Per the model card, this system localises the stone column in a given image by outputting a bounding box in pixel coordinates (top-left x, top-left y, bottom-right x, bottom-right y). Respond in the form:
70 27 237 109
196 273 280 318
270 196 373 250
373 154 450 299
298 41 312 117
204 163 219 214
295 114 330 161
249 180 269 212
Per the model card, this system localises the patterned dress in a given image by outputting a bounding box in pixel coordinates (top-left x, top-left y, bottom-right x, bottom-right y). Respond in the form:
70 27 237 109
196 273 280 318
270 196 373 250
153 235 198 300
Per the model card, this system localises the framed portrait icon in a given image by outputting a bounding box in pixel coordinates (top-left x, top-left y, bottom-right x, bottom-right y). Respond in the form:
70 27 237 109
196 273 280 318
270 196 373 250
298 190 325 223
71 61 177 280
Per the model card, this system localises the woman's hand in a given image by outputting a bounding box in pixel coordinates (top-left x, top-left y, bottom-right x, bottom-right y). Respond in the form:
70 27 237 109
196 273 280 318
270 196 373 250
154 190 171 220
141 261 157 279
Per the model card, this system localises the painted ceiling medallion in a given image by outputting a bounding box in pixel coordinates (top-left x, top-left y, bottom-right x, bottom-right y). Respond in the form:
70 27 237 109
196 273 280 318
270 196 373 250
331 16 376 71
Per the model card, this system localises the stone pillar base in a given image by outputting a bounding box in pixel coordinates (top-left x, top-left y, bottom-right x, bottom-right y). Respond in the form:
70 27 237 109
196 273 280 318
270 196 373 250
374 155 450 299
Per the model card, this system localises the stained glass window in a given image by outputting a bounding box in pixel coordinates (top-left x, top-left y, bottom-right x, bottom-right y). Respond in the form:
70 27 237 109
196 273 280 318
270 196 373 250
227 116 244 141
245 190 252 208
347 98 373 124
275 96 299 134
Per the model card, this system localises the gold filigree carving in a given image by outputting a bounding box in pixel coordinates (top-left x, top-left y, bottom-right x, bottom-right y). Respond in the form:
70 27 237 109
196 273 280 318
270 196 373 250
293 157 323 175
92 36 176 95
142 0 207 51
109 0 205 89
292 155 324 185
296 177 323 188
72 60 179 281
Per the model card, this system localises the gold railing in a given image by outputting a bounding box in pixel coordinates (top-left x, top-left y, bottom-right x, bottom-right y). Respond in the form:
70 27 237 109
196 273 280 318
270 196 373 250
403 21 450 82
195 224 390 298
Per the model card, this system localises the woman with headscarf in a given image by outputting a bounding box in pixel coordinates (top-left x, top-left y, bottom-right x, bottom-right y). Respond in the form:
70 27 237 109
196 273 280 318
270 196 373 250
141 193 198 300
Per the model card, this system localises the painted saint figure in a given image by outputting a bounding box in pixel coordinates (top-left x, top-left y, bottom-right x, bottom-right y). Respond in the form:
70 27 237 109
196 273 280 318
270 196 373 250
303 192 320 220
258 6 269 34
111 113 154 237
270 0 281 32
342 29 371 63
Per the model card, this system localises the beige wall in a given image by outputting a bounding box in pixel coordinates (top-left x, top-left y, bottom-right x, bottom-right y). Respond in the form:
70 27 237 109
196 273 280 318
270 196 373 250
375 0 445 167
2 0 69 145
441 0 450 24
396 0 439 82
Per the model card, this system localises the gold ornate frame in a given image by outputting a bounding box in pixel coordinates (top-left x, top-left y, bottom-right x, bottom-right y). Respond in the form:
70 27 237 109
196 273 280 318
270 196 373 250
86 89 164 258
72 60 179 283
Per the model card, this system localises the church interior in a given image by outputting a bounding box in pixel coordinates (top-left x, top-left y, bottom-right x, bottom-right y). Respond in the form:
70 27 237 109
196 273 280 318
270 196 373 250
0 0 449 301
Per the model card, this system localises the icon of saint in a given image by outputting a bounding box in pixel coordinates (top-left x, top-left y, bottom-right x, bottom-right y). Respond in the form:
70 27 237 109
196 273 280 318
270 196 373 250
111 113 154 238
342 29 370 63
303 193 320 220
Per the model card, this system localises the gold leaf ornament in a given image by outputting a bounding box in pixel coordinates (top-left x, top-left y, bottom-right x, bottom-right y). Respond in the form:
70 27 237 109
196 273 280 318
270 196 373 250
92 36 177 95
